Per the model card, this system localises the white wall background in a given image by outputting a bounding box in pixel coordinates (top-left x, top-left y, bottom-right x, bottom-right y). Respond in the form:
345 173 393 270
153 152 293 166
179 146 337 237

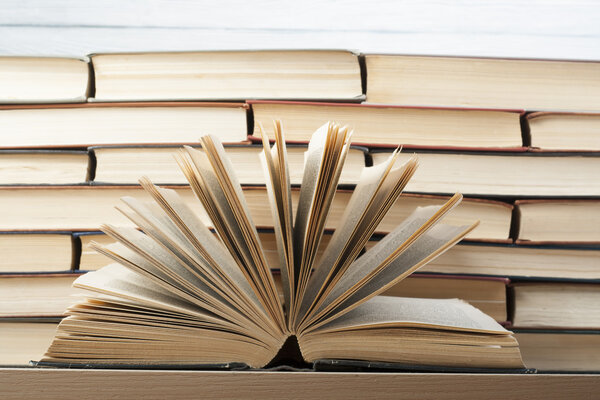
0 0 599 59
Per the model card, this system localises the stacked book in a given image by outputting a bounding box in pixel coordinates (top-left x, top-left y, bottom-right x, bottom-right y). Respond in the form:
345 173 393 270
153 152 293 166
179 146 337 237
0 51 598 372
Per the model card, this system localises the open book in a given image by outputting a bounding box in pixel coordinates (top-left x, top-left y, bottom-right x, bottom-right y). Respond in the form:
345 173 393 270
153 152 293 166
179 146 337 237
40 122 524 370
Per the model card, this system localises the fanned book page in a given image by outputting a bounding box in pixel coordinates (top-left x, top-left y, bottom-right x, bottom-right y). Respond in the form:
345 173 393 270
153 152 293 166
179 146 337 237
40 121 524 370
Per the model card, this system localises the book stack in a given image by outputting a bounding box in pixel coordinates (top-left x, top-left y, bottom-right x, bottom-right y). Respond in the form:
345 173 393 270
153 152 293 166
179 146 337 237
0 51 598 372
361 54 600 373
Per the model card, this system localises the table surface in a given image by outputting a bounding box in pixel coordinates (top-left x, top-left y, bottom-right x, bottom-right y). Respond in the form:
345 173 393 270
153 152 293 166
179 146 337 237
1 368 599 400
0 0 599 59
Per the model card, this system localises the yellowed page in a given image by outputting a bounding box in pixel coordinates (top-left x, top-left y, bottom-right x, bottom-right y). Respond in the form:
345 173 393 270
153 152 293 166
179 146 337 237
181 143 284 331
315 296 509 334
259 121 293 316
138 180 271 327
199 136 284 329
301 196 475 331
292 122 351 323
74 265 229 327
297 152 416 323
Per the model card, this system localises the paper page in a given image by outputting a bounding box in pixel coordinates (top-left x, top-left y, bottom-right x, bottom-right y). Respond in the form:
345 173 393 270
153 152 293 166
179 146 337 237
141 181 267 320
199 136 284 328
300 196 470 331
293 122 329 292
74 264 227 325
298 152 417 322
182 143 284 329
258 121 293 315
315 223 475 329
128 184 266 326
291 122 351 324
314 296 509 334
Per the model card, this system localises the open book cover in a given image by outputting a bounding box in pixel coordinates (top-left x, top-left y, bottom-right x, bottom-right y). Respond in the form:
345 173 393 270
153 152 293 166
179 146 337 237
38 121 525 371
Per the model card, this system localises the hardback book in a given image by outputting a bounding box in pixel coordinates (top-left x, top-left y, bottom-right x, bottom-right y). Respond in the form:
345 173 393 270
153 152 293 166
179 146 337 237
515 330 600 371
0 232 73 274
0 186 511 241
365 55 600 111
0 274 83 317
371 150 600 197
249 100 524 149
417 242 600 281
0 186 206 231
527 112 600 151
0 103 248 148
40 122 524 370
515 199 600 244
91 144 367 185
0 56 89 103
90 50 363 102
512 282 600 329
77 232 114 271
80 231 508 322
0 320 60 365
238 188 511 241
0 150 89 185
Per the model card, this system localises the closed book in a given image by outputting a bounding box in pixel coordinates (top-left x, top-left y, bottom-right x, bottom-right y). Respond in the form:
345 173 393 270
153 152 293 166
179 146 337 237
0 102 248 148
0 320 60 366
0 150 89 185
515 199 600 244
365 54 600 112
0 56 89 104
385 242 600 281
90 50 363 102
527 112 600 151
515 330 600 372
371 149 600 197
511 282 600 329
249 100 525 150
0 273 84 318
0 186 511 241
91 144 367 186
0 231 74 274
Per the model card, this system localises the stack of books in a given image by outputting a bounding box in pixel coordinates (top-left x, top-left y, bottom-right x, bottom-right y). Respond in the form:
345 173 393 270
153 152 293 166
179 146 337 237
0 51 598 372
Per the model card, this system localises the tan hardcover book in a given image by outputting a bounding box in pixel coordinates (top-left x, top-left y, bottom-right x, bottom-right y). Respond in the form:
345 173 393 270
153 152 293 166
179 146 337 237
0 103 248 148
515 200 600 244
418 243 600 281
41 122 522 370
249 100 524 149
528 112 600 151
371 151 600 197
0 56 89 103
0 274 84 317
512 282 600 329
0 321 60 365
515 331 600 371
92 145 366 185
0 233 73 273
365 55 600 111
90 50 363 102
0 151 89 184
0 187 511 241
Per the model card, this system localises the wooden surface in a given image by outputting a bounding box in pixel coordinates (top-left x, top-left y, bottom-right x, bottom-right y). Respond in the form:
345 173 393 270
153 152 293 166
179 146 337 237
0 368 598 400
0 0 599 59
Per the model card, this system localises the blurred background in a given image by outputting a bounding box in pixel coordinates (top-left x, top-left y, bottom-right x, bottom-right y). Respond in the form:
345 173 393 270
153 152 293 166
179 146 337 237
1 0 599 59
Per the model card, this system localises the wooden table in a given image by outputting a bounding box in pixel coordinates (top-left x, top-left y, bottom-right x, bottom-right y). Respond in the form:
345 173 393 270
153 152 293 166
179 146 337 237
1 368 599 399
